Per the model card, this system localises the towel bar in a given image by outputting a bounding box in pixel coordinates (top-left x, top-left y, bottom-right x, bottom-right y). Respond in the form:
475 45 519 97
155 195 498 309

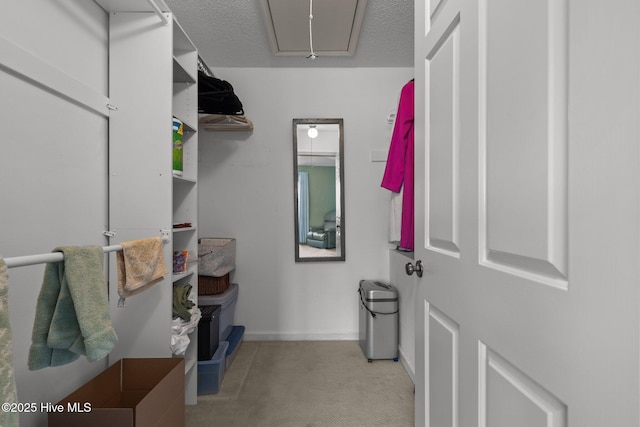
3 237 169 269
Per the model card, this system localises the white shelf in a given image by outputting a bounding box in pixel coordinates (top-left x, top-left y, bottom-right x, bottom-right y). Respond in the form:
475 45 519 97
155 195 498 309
172 270 194 282
173 264 197 283
173 174 197 183
173 57 196 84
173 227 197 233
174 115 197 133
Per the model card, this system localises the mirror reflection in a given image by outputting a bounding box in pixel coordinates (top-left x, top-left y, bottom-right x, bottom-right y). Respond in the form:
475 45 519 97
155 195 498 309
293 119 345 262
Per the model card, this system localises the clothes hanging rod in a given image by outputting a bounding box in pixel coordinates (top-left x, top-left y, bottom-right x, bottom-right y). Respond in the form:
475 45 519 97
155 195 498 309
4 237 169 269
146 0 169 25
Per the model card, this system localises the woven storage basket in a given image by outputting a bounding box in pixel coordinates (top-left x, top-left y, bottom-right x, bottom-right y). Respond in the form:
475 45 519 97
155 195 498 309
198 274 230 295
198 238 236 277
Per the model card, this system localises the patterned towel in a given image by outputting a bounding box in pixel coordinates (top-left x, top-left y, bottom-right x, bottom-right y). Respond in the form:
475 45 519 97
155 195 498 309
0 260 18 426
116 237 168 306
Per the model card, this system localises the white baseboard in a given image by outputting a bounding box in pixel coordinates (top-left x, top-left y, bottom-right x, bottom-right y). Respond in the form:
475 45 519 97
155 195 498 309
398 345 415 384
244 332 359 341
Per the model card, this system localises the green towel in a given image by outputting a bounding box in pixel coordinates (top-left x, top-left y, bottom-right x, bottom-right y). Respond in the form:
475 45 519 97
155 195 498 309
173 283 195 321
0 260 18 427
28 246 118 370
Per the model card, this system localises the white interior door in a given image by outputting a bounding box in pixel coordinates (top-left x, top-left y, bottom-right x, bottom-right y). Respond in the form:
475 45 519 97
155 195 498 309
413 0 640 426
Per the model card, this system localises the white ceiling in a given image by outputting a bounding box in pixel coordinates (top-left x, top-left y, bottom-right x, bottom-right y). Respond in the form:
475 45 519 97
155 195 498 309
163 0 414 68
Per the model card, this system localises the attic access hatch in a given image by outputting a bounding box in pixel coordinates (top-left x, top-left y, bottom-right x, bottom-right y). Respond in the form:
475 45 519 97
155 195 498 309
261 0 367 57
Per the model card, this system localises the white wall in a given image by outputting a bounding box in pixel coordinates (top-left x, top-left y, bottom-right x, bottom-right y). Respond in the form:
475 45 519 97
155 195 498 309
0 2 110 426
199 67 413 341
390 249 417 380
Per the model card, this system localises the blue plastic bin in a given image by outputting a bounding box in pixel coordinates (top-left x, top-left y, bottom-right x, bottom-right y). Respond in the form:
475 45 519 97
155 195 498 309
197 340 229 395
225 325 245 370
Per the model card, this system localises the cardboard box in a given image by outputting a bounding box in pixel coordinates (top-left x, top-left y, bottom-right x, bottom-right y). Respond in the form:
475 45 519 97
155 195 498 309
49 358 185 427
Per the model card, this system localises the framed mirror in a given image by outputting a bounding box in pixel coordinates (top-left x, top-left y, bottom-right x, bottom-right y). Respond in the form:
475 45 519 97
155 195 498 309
293 118 345 262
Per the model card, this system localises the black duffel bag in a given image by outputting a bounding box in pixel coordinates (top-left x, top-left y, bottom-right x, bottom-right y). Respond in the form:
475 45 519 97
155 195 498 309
198 71 244 115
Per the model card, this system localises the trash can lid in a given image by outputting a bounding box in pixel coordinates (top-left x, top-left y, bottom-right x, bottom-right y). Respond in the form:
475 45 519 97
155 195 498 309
359 280 398 301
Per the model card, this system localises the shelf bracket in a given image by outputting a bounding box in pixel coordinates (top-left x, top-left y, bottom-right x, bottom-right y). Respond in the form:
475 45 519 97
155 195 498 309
161 229 171 242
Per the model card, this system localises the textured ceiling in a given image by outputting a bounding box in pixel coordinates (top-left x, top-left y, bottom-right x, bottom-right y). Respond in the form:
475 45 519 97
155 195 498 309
163 0 414 68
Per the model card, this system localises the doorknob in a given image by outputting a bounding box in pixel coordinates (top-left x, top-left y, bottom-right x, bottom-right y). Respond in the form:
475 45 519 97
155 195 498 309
405 260 424 277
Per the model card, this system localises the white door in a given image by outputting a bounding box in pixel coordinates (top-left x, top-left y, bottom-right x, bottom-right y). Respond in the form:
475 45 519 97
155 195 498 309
413 0 640 426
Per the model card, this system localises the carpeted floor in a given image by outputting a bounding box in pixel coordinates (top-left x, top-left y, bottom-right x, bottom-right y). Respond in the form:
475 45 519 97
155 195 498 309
187 341 414 427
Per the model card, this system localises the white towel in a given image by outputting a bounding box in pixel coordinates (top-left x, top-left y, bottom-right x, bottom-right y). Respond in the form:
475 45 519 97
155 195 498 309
388 187 403 245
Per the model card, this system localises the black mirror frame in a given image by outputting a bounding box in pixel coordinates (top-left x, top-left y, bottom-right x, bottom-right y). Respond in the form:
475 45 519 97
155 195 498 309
293 118 345 262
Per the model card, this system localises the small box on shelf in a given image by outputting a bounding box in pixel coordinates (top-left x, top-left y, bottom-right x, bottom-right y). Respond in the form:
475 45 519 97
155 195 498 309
172 117 183 176
173 251 189 274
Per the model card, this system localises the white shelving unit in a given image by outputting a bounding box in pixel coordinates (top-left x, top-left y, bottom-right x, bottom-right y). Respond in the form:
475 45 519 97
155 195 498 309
171 17 199 404
99 0 199 405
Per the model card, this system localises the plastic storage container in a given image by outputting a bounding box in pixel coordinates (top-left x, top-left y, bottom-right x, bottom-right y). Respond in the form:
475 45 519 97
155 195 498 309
198 282 238 341
358 280 399 362
198 305 221 361
197 340 229 395
225 325 245 370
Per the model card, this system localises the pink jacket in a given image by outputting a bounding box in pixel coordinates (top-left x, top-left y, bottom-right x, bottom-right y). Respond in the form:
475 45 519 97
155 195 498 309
381 80 414 251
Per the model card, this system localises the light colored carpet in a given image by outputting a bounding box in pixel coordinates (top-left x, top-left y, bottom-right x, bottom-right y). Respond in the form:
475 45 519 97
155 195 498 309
187 341 414 427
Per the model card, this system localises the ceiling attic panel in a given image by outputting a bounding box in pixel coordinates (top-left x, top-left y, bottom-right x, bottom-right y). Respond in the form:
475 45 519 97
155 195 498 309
263 0 366 56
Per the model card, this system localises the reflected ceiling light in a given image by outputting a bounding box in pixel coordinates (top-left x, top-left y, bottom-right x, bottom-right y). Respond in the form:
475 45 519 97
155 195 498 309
307 126 319 138
306 0 318 60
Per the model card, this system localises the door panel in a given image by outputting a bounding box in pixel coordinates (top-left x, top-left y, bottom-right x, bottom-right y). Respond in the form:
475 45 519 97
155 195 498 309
427 303 459 427
430 0 446 20
427 16 461 256
414 0 639 426
479 343 567 427
479 0 568 288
